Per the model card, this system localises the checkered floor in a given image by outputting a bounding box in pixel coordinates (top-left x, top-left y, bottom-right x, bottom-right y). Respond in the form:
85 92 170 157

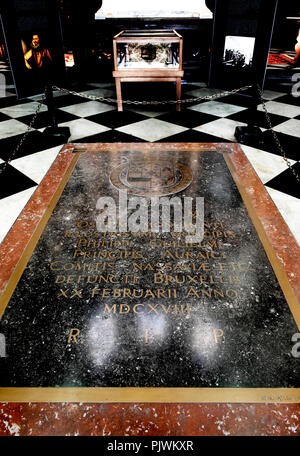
0 61 299 244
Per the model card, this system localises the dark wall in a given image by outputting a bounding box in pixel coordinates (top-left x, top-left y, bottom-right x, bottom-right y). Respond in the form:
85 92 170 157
271 0 300 50
58 0 299 83
60 0 102 80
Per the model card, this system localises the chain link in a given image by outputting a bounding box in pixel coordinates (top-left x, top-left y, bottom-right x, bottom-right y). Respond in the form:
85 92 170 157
0 83 299 184
256 84 300 183
0 91 47 177
52 84 254 105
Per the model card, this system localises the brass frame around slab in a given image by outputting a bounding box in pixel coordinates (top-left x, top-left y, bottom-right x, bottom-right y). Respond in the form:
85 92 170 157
0 143 299 404
0 387 300 403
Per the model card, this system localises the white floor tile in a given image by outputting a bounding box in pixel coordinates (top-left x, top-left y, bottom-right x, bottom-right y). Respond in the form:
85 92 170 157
80 88 115 98
240 144 295 184
273 118 300 138
193 118 247 141
257 101 300 118
262 90 286 100
10 145 63 184
116 118 188 142
87 82 115 88
28 90 63 100
265 187 300 245
0 101 47 118
2 91 15 98
127 107 168 117
0 119 33 139
0 91 15 99
59 101 115 117
0 187 37 245
188 100 246 117
0 78 299 251
186 82 207 87
59 118 110 141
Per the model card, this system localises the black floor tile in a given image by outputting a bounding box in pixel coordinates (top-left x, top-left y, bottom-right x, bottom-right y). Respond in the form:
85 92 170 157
264 82 291 94
156 110 220 128
157 128 230 143
127 106 171 116
47 94 87 108
0 96 31 109
17 110 79 129
72 129 147 143
0 131 65 161
85 110 147 129
274 94 300 106
259 130 300 161
121 82 197 106
69 83 100 92
0 163 37 199
0 112 11 122
265 162 300 199
228 109 289 129
216 93 255 108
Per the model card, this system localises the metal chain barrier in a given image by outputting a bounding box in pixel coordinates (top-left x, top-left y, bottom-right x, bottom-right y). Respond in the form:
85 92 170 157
0 83 299 184
256 84 300 183
0 91 46 177
52 84 254 105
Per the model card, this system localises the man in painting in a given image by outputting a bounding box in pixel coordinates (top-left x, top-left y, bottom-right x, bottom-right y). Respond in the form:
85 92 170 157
24 34 53 70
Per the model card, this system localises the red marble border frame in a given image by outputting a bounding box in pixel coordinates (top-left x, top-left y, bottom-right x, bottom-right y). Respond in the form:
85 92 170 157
0 143 299 436
0 146 77 298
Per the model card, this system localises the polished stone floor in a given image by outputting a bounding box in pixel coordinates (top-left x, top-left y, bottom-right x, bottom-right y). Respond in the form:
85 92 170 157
0 141 299 436
1 147 299 390
0 58 300 436
0 60 299 248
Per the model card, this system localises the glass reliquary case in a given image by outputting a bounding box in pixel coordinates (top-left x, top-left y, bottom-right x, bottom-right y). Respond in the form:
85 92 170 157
113 29 183 69
112 29 184 111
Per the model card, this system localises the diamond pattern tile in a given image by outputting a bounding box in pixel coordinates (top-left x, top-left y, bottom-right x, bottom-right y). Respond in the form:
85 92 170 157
59 101 115 117
193 118 247 142
0 119 33 140
58 119 110 142
73 129 147 143
264 163 300 199
0 79 298 247
0 163 37 199
116 118 188 142
257 101 300 118
188 101 247 117
0 102 48 118
273 119 300 138
0 131 65 161
10 146 62 184
85 110 147 129
228 109 288 129
17 110 79 129
155 111 219 128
